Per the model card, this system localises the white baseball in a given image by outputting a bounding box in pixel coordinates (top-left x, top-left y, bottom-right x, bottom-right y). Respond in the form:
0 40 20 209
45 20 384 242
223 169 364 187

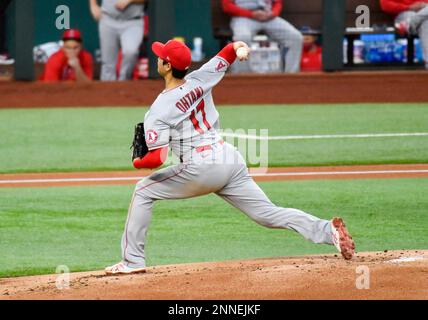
236 47 249 60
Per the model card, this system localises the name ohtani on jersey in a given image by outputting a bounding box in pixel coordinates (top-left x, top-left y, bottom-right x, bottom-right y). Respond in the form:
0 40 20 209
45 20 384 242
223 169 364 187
175 86 204 113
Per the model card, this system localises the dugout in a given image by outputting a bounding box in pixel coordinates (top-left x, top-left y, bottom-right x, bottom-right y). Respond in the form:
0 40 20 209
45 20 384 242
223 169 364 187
212 0 423 71
1 0 425 81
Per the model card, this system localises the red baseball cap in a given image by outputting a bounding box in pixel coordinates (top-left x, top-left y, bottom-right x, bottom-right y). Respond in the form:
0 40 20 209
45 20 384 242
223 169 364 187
152 40 191 71
62 29 82 42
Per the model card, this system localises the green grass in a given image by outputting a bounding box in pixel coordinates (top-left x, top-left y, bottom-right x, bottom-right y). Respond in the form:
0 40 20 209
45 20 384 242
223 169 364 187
1 178 427 277
0 103 427 173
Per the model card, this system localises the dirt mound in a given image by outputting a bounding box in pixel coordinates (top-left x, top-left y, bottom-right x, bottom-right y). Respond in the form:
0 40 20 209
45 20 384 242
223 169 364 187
1 250 427 300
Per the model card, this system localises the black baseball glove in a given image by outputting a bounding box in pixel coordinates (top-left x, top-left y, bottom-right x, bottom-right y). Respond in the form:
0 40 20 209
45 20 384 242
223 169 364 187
130 122 149 161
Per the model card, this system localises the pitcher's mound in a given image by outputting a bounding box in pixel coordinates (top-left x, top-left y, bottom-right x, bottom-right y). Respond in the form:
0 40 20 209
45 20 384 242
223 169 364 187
1 250 427 300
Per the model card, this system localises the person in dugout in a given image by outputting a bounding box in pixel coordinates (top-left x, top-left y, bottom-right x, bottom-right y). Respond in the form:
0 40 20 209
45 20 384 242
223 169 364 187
300 26 322 72
42 29 94 82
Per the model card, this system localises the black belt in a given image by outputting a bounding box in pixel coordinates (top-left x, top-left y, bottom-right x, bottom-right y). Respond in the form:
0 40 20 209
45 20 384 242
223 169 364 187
103 12 143 21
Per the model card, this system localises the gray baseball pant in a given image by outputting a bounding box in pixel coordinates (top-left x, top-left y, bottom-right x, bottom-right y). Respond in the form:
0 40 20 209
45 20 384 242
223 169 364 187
99 14 144 80
396 7 428 68
121 142 333 268
230 16 303 73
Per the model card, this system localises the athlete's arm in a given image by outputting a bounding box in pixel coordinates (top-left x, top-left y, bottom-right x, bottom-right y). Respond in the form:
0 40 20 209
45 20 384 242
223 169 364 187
216 43 237 65
72 63 91 82
380 0 411 15
68 55 92 82
271 0 283 17
216 41 250 65
81 53 94 80
43 54 62 81
185 41 249 88
89 0 102 21
133 146 168 169
221 0 254 18
115 0 145 11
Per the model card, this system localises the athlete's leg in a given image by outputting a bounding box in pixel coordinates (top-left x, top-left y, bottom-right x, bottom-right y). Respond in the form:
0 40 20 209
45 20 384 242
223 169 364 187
230 17 261 72
122 161 233 268
396 10 428 68
408 6 428 31
231 17 261 44
264 17 303 73
216 150 333 245
419 20 428 68
411 7 428 68
99 15 120 81
118 18 144 80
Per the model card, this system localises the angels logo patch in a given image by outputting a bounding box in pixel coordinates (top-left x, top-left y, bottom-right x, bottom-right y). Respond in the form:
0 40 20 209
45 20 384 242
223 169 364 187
215 60 227 72
146 129 158 145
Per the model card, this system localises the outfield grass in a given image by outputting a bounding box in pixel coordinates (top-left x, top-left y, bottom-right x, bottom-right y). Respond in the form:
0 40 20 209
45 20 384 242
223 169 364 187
1 178 427 277
0 103 427 173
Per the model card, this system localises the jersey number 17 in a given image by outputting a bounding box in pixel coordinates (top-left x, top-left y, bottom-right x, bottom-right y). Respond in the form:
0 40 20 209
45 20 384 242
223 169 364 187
189 99 211 134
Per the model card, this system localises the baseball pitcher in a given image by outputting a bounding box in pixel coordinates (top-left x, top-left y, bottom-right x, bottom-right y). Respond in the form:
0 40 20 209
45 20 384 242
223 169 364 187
105 40 355 274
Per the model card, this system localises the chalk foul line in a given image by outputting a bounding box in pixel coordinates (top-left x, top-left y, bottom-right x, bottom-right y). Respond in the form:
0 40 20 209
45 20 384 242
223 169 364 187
1 169 428 184
220 132 428 141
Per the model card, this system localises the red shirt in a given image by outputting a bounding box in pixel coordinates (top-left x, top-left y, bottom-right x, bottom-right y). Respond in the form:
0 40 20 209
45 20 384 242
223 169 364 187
222 0 283 18
301 45 322 72
42 49 94 81
380 0 428 15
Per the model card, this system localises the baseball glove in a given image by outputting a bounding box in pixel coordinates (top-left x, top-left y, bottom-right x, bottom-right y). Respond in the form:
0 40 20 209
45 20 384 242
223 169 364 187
130 122 149 160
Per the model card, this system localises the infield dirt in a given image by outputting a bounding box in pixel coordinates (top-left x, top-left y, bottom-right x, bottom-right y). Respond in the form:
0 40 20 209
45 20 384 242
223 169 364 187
1 250 427 300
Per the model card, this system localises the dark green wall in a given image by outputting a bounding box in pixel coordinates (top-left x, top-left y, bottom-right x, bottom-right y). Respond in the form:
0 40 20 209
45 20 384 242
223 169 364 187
6 0 99 56
4 1 14 55
6 0 219 58
34 0 100 54
174 0 219 57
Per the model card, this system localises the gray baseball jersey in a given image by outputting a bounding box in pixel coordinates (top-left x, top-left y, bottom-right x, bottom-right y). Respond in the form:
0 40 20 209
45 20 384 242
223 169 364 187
120 53 335 268
143 57 229 161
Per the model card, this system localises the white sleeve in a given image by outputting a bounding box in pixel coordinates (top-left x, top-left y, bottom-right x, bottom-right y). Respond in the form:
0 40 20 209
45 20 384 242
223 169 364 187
144 112 170 151
185 56 229 90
